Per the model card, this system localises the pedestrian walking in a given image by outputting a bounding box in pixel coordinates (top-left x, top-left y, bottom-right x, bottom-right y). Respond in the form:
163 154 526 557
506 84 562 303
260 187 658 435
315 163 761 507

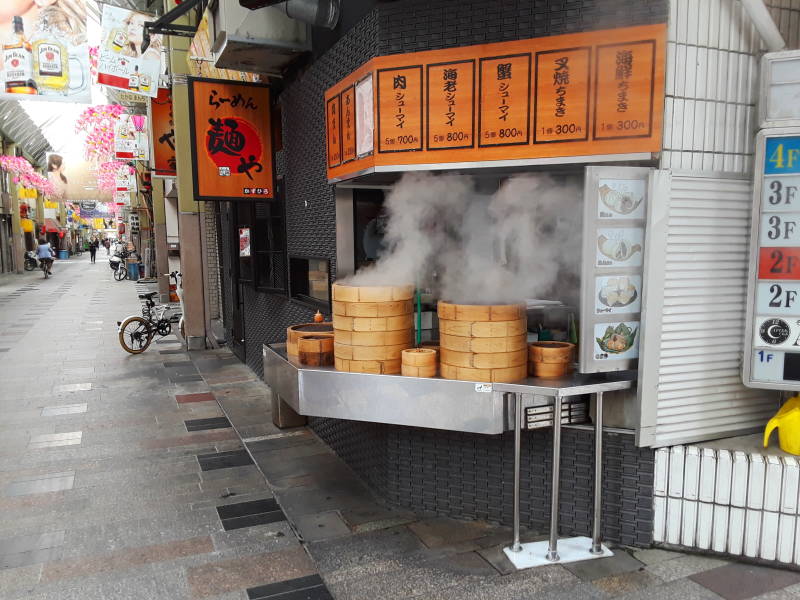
104 238 111 255
89 238 98 263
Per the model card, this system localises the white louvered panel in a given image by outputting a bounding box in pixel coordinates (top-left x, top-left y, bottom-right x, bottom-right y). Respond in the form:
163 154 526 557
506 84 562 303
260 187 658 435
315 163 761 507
767 1 800 50
638 174 778 447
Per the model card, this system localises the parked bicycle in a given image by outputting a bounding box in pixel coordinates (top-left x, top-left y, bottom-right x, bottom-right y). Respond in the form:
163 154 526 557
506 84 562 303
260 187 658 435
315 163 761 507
117 289 182 353
109 247 131 281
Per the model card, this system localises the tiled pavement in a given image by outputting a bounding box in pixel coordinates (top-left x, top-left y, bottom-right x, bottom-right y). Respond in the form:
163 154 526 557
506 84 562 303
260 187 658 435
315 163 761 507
2 257 800 599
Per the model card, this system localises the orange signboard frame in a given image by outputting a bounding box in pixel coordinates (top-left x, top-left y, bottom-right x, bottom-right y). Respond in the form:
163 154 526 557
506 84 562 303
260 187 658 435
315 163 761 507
325 23 666 182
151 87 176 177
188 78 274 201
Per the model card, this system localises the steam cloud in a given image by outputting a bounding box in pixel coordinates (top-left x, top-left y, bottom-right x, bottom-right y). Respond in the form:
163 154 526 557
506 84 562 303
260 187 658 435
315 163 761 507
344 172 582 305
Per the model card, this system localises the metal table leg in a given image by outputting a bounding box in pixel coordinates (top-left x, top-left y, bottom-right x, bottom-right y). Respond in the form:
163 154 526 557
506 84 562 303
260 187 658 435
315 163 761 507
511 392 522 552
546 394 562 562
591 391 604 554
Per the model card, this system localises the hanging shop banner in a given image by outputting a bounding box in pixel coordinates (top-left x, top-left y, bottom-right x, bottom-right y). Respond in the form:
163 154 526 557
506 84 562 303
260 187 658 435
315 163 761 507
744 129 800 391
45 152 68 199
0 0 90 102
150 87 176 177
324 23 665 182
188 78 274 201
114 113 149 160
115 167 136 192
97 5 162 98
580 166 652 374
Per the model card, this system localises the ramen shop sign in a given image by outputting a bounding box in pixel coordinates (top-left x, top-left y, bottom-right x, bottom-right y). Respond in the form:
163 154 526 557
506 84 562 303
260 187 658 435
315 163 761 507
188 78 274 200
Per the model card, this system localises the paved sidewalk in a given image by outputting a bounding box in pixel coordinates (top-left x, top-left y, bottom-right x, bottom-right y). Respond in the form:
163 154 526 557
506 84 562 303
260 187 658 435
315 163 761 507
1 254 799 599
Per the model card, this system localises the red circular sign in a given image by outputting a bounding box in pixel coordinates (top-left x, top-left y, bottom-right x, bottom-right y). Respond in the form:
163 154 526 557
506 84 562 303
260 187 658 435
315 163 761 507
204 117 262 171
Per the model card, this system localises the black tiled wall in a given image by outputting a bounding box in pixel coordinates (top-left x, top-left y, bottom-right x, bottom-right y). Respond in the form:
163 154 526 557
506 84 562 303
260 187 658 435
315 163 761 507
312 418 655 547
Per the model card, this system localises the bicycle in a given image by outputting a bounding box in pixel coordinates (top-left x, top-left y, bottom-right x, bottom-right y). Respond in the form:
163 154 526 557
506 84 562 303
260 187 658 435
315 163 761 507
117 291 181 353
40 257 53 279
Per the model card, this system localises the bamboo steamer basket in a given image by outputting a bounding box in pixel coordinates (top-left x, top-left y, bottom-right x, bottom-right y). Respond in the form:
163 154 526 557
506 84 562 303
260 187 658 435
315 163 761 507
334 357 402 375
440 362 528 383
528 341 575 378
332 299 413 318
438 300 525 322
332 283 415 303
401 348 437 377
333 283 414 375
286 323 333 356
440 347 527 369
437 301 527 383
440 318 526 338
297 335 334 366
334 342 408 361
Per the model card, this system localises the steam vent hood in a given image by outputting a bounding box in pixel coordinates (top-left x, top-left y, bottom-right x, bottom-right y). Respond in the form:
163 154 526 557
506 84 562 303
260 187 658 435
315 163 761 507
211 1 339 75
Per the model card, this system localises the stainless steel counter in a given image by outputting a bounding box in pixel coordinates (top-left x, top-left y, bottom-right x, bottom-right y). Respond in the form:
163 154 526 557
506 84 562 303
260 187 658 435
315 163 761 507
263 343 636 435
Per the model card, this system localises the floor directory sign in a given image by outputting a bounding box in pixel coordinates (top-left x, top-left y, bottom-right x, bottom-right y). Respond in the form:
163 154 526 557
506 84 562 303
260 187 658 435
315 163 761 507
744 129 800 390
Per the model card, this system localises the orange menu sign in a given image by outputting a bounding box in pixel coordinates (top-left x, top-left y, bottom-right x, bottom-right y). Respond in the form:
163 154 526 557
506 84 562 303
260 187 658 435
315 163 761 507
326 94 342 167
479 54 531 147
427 60 475 150
534 47 591 143
324 23 666 182
342 86 356 162
188 78 274 200
377 66 423 153
594 41 656 140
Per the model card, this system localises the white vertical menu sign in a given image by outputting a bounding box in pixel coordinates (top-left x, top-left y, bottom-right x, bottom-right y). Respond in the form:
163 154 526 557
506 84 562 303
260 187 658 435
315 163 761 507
580 166 652 373
744 128 800 390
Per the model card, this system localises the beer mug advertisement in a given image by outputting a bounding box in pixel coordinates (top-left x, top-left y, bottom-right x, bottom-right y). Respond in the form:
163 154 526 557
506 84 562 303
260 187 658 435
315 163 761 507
188 78 274 201
97 5 162 98
0 0 90 102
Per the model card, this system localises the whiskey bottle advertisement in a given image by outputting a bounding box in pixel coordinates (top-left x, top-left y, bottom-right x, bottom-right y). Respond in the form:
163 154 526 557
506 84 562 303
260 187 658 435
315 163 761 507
0 1 89 102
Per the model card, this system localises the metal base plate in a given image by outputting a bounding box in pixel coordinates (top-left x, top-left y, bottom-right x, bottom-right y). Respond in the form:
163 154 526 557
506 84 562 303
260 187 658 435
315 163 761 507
503 536 613 569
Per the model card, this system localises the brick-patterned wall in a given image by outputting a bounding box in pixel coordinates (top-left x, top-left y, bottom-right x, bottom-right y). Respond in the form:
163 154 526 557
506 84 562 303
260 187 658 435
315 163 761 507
203 204 221 321
377 0 668 54
312 418 655 547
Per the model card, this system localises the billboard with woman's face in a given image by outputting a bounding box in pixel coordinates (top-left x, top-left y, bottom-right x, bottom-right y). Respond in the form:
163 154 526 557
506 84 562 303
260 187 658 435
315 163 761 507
97 5 162 98
0 0 89 102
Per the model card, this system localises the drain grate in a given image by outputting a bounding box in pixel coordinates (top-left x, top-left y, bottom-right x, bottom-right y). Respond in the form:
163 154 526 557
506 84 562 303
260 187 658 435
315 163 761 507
216 498 286 531
196 449 253 471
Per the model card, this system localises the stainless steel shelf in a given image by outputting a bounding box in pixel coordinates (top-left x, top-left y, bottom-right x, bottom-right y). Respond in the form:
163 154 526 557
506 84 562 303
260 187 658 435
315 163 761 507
263 344 636 435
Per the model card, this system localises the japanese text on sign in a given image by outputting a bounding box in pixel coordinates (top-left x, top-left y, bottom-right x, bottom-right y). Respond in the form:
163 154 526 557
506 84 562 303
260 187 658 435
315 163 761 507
534 48 590 143
479 54 531 147
377 66 423 152
326 95 342 167
342 86 356 162
427 61 475 150
189 79 273 200
594 41 655 140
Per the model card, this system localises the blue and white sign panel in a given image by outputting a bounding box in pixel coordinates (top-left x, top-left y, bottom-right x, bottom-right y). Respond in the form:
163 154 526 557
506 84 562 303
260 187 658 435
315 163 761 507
744 129 800 390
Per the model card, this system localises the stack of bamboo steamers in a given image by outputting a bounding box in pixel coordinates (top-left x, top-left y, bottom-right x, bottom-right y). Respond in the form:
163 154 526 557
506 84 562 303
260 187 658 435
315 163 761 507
332 283 415 374
437 301 528 383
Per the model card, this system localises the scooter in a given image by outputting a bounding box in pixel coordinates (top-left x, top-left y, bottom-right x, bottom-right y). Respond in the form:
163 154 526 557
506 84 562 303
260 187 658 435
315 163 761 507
109 248 131 281
24 250 38 271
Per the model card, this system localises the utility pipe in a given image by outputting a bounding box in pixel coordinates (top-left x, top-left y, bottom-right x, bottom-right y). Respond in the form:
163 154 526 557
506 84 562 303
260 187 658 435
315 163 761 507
741 0 786 52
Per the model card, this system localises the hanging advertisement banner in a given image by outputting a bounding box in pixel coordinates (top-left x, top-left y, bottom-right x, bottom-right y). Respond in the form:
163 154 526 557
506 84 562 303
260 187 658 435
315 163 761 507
188 78 274 201
239 227 251 257
45 152 68 198
150 87 176 177
97 5 162 98
0 0 90 102
325 23 665 182
114 113 149 160
115 167 136 192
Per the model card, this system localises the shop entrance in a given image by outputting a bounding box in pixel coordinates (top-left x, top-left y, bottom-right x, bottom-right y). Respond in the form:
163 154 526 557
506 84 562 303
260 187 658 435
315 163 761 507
229 202 253 362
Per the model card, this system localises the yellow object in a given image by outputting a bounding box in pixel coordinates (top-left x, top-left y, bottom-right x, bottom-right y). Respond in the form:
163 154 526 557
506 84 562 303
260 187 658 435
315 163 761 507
764 396 800 455
20 218 33 233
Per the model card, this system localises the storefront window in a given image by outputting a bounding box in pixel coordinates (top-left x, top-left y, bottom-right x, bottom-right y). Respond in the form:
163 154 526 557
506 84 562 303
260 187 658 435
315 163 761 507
289 256 330 307
353 188 385 270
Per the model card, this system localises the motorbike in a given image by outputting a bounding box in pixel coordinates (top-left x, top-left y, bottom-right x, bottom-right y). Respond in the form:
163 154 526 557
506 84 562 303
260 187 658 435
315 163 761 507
24 250 38 271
